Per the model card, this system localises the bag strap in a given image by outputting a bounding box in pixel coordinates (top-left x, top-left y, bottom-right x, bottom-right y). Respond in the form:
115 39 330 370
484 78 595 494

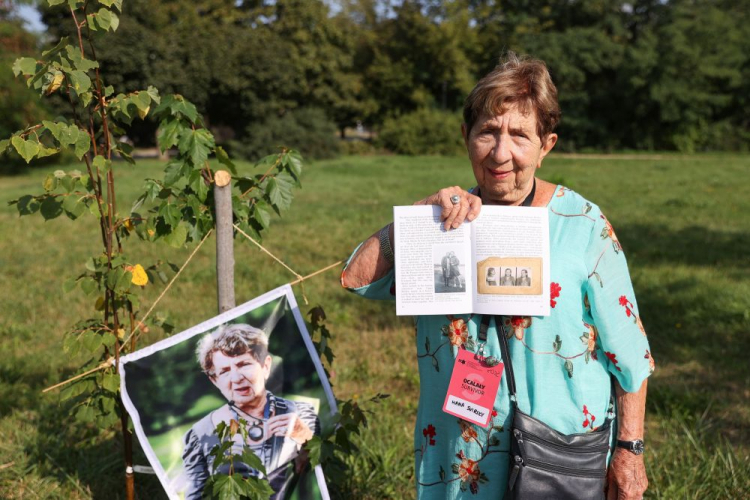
479 315 615 418
479 315 517 402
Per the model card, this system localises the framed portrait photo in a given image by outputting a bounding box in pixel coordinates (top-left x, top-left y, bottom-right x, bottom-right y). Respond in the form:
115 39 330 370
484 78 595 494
119 285 335 500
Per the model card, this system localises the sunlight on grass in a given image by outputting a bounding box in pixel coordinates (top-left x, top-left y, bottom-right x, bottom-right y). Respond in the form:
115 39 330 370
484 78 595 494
1 153 748 498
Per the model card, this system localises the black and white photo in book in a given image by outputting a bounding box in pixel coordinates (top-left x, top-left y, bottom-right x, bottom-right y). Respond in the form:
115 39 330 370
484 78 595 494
119 285 335 500
433 244 466 294
516 267 532 287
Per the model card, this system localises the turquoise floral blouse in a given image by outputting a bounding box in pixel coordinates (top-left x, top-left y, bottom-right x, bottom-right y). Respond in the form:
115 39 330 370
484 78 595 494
343 186 654 499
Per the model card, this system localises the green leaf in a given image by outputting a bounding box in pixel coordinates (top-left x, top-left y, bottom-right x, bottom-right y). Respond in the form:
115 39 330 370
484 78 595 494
12 57 38 77
68 70 92 93
80 277 97 295
164 161 187 187
14 195 40 215
101 373 119 392
133 91 150 111
76 404 96 423
48 0 67 6
74 133 91 159
163 224 187 248
64 46 99 71
92 155 111 172
287 150 303 179
178 128 215 166
266 172 295 211
62 195 86 219
41 37 69 58
11 136 39 163
146 85 160 105
63 277 78 293
157 118 182 152
37 145 59 159
60 379 94 401
56 124 80 146
0 139 9 154
87 8 118 31
43 174 57 192
159 202 181 228
40 196 63 220
253 200 272 229
188 170 209 202
115 270 132 293
154 94 199 123
214 146 237 175
81 330 104 352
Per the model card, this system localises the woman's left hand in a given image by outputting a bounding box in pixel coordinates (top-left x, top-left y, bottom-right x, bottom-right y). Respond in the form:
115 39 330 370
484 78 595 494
267 412 314 444
606 449 648 500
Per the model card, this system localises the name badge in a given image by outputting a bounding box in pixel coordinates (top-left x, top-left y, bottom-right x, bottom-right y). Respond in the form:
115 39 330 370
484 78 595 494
442 349 503 427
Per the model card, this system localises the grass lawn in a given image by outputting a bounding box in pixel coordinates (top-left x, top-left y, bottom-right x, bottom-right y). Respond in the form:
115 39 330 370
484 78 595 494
1 152 749 499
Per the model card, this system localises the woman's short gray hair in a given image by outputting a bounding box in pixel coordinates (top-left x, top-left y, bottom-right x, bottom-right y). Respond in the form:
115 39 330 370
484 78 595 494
463 51 561 139
197 324 269 378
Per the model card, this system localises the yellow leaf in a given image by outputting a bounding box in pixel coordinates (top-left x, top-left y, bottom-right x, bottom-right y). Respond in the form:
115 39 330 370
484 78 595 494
147 229 155 237
137 105 150 120
117 328 125 340
123 218 135 232
130 264 148 286
45 72 64 95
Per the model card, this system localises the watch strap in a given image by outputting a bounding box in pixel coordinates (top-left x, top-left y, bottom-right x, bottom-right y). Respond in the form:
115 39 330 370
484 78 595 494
616 439 645 454
379 223 395 264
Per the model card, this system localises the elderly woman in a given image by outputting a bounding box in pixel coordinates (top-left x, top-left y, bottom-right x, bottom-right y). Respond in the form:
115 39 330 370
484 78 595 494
341 53 652 500
182 324 318 500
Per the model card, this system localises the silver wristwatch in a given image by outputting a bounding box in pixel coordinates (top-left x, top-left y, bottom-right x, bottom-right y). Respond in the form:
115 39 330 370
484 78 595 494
616 439 645 455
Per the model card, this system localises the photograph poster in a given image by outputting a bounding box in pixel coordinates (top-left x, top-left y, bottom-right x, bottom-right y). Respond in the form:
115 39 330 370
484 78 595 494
119 285 335 500
394 205 550 317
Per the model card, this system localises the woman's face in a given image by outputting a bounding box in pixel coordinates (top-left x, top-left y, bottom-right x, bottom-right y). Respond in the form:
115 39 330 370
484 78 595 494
210 350 271 412
463 104 557 205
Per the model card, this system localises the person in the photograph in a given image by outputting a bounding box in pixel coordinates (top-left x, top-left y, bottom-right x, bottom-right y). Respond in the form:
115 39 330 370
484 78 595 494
448 252 461 288
516 268 531 287
486 267 499 286
499 267 515 286
182 324 319 500
441 252 451 287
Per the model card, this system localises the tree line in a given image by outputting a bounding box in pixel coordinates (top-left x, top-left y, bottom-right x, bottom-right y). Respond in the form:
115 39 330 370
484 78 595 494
3 0 749 160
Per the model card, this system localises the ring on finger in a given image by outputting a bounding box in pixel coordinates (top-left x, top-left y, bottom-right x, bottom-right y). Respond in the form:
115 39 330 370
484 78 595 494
450 195 460 205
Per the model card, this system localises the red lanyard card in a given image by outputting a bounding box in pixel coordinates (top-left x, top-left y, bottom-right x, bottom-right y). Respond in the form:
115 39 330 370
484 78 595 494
442 348 503 428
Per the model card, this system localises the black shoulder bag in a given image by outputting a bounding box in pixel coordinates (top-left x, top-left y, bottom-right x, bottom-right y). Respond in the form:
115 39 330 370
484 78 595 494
479 315 614 500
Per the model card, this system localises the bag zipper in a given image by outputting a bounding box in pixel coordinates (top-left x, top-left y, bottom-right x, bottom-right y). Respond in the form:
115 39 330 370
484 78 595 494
515 428 610 454
524 457 607 478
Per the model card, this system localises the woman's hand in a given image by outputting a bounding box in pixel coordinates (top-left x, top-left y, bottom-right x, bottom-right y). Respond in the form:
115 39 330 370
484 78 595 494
606 449 648 500
414 186 482 230
266 412 314 444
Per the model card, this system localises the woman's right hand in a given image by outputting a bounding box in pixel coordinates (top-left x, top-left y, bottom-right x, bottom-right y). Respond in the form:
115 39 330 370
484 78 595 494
414 186 482 230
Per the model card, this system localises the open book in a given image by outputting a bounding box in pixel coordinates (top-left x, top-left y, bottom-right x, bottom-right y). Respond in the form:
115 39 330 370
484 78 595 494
393 205 550 317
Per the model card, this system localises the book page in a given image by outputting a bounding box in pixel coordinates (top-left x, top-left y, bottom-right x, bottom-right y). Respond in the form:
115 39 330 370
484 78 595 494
471 206 550 317
394 205 473 316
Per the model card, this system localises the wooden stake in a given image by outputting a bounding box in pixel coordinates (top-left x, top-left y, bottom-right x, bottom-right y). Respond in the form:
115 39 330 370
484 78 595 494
214 170 236 313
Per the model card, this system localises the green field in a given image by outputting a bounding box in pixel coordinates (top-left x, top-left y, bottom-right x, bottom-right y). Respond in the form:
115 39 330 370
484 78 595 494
1 153 749 499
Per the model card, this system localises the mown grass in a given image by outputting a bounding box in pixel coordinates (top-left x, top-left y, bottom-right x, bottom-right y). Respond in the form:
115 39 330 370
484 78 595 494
0 153 748 499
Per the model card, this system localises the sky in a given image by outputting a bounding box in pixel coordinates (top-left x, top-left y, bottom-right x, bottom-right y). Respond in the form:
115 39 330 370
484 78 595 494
17 4 45 32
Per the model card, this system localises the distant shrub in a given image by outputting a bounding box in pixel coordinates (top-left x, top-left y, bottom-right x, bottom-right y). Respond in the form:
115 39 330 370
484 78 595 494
376 108 465 156
230 107 340 161
341 139 379 156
